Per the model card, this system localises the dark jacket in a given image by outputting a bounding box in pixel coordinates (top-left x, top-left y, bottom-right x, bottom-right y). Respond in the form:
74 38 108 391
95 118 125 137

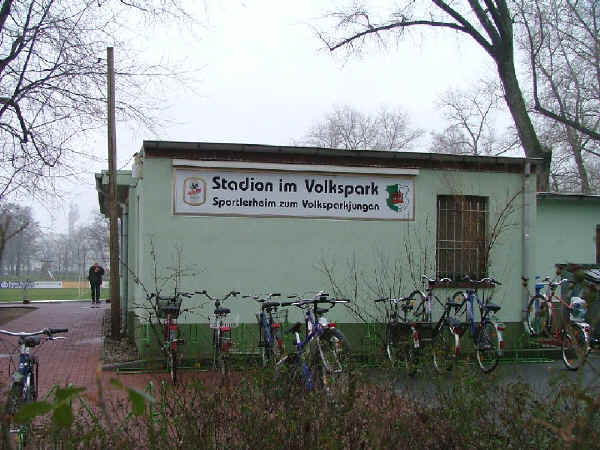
88 265 105 285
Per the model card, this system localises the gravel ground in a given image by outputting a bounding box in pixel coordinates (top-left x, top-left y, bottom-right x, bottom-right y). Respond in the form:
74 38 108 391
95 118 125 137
102 309 139 365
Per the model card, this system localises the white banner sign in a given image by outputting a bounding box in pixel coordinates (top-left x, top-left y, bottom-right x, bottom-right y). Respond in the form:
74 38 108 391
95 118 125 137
0 281 63 289
174 168 415 220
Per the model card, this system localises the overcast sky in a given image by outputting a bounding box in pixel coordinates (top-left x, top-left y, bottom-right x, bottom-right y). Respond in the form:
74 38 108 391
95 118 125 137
30 1 497 232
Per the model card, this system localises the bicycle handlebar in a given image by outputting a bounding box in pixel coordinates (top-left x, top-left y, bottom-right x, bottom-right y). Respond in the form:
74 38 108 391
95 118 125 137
196 290 240 301
463 276 502 286
374 297 409 304
50 328 68 334
243 293 281 302
291 298 350 308
0 327 68 337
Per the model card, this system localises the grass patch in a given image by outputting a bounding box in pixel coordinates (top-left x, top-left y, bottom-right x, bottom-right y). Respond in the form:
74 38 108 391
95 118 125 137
0 288 110 302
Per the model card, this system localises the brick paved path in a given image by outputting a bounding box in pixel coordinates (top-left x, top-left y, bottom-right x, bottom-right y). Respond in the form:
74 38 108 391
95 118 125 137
1 302 229 405
0 301 104 396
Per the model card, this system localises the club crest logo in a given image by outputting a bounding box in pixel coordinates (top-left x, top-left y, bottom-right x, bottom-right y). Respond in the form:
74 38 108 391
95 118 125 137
183 177 206 206
386 182 411 213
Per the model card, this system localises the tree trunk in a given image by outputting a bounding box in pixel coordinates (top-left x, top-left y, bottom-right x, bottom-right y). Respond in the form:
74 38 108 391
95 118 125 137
565 126 591 193
496 57 551 191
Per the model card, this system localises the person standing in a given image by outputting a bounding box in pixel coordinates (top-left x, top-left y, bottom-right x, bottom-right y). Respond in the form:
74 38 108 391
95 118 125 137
88 262 105 306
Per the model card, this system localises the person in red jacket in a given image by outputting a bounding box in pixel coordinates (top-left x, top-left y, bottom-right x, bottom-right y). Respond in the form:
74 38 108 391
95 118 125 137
88 262 105 306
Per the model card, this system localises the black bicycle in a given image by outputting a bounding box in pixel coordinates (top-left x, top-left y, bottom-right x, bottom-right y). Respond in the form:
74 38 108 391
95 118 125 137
375 295 420 374
1 327 68 449
430 297 463 373
376 277 451 375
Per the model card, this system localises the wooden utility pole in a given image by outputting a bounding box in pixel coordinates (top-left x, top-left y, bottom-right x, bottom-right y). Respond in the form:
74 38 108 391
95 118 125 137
107 47 121 339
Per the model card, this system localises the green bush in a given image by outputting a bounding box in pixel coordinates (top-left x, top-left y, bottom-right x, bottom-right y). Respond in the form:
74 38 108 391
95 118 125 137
2 367 599 449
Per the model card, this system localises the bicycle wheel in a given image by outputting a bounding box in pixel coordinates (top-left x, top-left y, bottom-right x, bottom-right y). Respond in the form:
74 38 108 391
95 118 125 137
168 348 178 385
386 324 418 375
526 295 550 337
274 353 302 390
431 324 455 373
562 324 588 371
4 381 29 450
270 326 285 364
314 329 351 391
385 324 403 366
409 290 429 322
212 329 224 374
476 321 500 373
261 322 279 367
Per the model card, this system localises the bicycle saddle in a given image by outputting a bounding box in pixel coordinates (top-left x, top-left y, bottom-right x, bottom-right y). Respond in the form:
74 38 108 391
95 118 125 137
21 336 42 347
287 322 303 334
484 303 501 312
162 305 180 313
214 307 231 315
262 301 280 309
447 317 464 329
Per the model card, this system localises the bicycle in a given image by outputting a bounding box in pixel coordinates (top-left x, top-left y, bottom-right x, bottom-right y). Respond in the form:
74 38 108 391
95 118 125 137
1 327 68 449
524 276 591 370
243 293 290 367
406 275 453 323
374 295 419 375
196 290 240 374
276 292 351 391
147 291 196 385
450 277 505 373
376 277 452 375
430 295 463 373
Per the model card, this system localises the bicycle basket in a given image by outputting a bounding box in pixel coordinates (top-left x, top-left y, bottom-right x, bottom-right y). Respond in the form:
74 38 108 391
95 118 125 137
209 314 240 329
569 297 587 323
156 296 183 319
271 309 288 325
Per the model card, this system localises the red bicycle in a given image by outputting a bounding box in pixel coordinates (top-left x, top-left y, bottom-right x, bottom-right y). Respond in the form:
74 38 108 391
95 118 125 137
148 291 195 384
524 276 591 370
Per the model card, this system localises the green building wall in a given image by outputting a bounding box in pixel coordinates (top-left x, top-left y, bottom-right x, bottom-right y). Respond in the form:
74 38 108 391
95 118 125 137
535 195 600 280
116 149 536 359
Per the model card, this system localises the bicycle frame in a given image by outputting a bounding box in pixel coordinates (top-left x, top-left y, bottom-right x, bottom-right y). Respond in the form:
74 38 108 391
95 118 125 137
278 294 348 390
408 275 450 323
1 328 67 446
244 294 288 359
453 279 505 356
376 296 421 355
528 277 591 345
197 290 239 372
290 307 326 390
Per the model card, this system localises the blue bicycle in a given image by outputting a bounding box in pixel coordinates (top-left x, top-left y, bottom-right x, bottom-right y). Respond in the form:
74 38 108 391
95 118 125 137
243 293 291 367
1 327 68 449
450 277 505 373
275 292 350 391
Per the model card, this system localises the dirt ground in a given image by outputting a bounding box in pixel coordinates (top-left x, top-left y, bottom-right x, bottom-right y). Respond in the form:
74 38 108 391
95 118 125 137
0 306 37 326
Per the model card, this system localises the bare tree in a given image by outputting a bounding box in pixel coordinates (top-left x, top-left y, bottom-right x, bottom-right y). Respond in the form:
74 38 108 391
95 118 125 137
298 105 424 151
516 0 600 193
0 0 192 203
431 79 520 156
82 212 109 266
0 203 33 272
517 0 600 142
316 1 552 189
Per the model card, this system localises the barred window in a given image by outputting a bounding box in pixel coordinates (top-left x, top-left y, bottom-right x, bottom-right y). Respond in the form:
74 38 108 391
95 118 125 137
436 195 488 280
